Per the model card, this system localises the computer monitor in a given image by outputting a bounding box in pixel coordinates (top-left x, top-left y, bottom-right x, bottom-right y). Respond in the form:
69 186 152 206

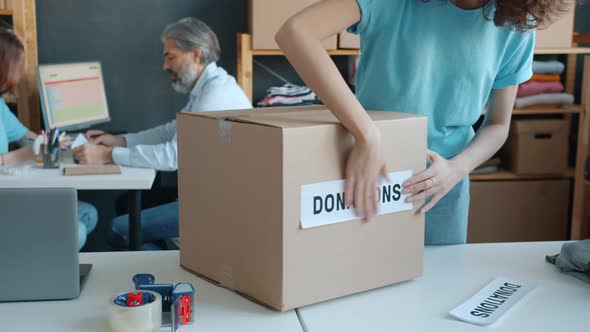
38 62 110 131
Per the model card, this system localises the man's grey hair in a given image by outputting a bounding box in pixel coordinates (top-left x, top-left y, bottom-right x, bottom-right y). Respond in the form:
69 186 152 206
161 17 220 65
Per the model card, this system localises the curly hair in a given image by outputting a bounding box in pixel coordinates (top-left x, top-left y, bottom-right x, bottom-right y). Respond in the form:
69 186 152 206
487 0 574 31
424 0 576 31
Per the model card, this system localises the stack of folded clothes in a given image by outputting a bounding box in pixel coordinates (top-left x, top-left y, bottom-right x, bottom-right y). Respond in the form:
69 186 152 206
257 84 319 107
515 60 574 109
471 157 501 175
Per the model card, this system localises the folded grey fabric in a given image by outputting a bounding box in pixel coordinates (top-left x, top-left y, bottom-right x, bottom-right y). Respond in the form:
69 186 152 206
546 240 590 284
514 93 574 109
533 60 565 74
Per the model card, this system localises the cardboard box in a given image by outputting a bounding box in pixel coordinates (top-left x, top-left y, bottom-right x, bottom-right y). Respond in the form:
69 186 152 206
249 0 337 50
468 180 570 243
177 106 427 311
339 31 360 49
504 119 569 174
535 6 575 49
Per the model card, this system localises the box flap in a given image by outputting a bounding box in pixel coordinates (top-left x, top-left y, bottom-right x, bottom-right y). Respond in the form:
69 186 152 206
177 105 326 121
512 120 567 135
178 106 424 129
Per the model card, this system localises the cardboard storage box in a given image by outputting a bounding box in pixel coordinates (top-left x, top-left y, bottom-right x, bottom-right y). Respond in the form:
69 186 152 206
504 119 569 174
339 31 360 49
249 0 337 50
468 180 570 243
177 106 427 311
535 5 575 49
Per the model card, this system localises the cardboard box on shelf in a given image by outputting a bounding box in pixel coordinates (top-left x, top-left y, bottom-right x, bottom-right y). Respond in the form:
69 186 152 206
177 106 427 311
504 119 569 175
249 0 337 50
535 5 575 49
339 31 360 49
468 180 570 243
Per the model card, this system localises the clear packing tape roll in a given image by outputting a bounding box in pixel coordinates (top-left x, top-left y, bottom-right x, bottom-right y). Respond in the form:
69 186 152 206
109 290 162 332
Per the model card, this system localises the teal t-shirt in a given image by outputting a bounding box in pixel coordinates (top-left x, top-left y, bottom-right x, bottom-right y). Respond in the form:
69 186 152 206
349 0 535 158
0 98 28 154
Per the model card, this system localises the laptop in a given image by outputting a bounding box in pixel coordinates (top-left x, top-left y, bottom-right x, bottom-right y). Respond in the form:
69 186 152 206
0 188 92 301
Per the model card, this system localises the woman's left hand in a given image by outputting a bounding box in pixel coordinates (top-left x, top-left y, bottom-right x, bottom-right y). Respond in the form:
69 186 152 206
402 150 468 214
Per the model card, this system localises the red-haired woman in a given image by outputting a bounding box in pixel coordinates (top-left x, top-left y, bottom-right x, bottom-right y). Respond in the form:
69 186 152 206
0 29 98 250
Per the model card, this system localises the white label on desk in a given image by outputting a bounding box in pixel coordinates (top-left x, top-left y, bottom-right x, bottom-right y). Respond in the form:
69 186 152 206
300 170 413 229
450 277 535 326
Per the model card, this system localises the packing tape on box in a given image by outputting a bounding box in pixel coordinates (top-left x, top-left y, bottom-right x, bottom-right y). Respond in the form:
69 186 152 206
218 119 232 144
108 290 162 332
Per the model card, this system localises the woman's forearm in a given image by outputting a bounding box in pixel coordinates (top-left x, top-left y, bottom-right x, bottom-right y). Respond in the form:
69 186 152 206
451 86 518 175
452 122 510 176
3 145 35 166
276 0 375 140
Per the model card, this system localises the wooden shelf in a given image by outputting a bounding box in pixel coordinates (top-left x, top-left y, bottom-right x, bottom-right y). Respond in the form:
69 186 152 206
251 46 587 56
481 105 583 116
251 48 360 56
512 105 583 115
470 168 575 181
0 9 13 16
534 47 590 55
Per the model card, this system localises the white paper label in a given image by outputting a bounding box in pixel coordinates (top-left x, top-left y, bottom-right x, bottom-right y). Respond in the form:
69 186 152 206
300 170 413 229
71 133 88 149
449 277 535 326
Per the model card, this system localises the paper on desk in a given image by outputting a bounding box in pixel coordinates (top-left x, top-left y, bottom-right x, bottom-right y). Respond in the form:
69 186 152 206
449 277 535 326
71 133 88 149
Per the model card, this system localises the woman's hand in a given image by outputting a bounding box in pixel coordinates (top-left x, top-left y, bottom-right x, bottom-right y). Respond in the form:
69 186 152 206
345 125 389 221
402 150 468 214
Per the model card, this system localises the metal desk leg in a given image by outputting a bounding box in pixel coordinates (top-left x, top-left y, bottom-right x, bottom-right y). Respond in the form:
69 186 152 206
129 190 142 251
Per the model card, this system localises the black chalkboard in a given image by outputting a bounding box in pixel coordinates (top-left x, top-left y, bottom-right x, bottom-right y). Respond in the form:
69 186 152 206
36 0 248 133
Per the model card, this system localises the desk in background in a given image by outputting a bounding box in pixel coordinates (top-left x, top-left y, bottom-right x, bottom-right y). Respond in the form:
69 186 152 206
0 163 156 251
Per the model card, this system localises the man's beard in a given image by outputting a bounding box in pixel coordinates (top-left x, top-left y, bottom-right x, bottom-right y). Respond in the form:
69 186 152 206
169 61 197 94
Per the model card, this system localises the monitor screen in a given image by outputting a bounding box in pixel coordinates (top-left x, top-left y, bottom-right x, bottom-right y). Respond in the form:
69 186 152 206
38 62 110 130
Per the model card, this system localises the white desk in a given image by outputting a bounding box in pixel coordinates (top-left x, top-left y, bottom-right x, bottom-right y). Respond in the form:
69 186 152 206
0 163 156 251
0 163 155 190
297 242 590 331
0 251 303 332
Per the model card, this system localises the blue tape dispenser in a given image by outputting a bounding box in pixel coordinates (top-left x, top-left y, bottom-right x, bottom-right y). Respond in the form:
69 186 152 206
132 273 195 331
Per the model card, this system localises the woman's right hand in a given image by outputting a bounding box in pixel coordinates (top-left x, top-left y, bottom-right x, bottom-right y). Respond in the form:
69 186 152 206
345 125 388 221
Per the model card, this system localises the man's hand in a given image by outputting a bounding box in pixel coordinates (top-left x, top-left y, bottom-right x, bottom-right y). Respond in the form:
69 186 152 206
73 144 114 165
86 130 126 147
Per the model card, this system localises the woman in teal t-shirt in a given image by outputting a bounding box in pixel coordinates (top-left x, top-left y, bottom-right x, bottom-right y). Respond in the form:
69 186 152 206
276 0 568 244
0 28 98 250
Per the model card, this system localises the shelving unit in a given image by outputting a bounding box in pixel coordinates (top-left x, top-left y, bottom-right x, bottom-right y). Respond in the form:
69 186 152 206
0 0 39 132
237 33 359 102
235 31 590 240
470 168 576 181
473 51 589 241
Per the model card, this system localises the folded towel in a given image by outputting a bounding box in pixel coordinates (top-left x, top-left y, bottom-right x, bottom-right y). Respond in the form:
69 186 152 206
257 93 317 107
514 93 574 109
546 240 590 284
530 73 561 82
517 81 564 98
532 60 565 74
267 84 312 97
